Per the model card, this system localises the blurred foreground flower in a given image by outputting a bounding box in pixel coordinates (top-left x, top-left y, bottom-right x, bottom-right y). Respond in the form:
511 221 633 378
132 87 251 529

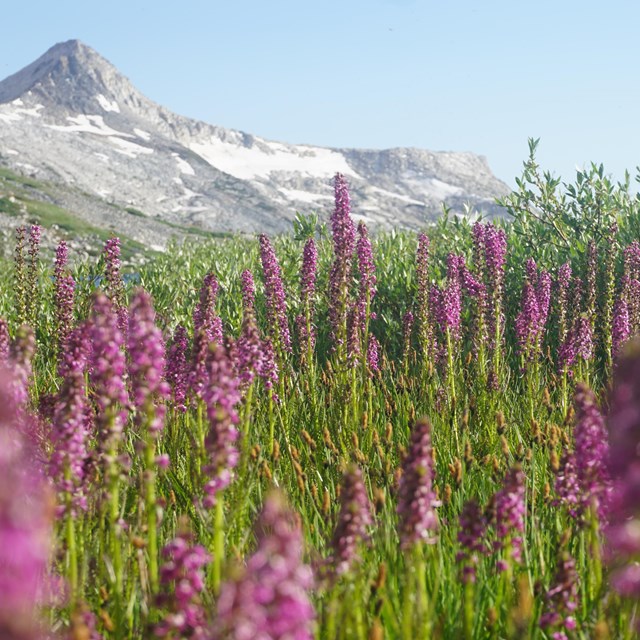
215 490 315 639
0 367 53 639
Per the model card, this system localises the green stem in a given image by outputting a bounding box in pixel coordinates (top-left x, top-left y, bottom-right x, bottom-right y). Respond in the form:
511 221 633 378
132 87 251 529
108 444 124 636
212 496 225 596
66 507 78 604
145 436 158 593
464 579 474 640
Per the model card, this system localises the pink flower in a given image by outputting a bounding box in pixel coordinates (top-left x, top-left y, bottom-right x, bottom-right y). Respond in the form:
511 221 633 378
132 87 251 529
397 418 440 548
155 529 210 639
259 235 291 355
490 466 525 568
202 344 241 508
127 289 170 435
0 366 52 638
215 491 315 639
328 465 373 576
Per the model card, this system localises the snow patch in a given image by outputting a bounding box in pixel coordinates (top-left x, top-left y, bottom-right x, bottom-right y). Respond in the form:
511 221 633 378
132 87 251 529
189 136 358 181
46 114 133 138
17 104 43 118
109 137 154 158
0 111 22 123
402 173 463 200
133 128 151 141
370 185 424 206
172 153 195 176
278 188 332 203
96 94 120 113
0 103 44 122
4 149 19 155
427 178 464 199
16 162 36 172
93 152 110 163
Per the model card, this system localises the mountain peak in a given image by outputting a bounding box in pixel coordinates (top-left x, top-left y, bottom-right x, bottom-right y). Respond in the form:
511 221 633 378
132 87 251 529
0 41 509 236
0 40 135 109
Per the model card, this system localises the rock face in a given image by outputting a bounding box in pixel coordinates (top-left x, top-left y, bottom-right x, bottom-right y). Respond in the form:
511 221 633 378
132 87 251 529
0 40 510 236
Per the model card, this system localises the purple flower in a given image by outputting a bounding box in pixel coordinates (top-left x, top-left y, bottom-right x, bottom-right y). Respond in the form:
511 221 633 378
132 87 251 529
556 262 573 345
0 318 9 363
515 268 539 357
241 269 256 313
190 274 224 400
328 465 373 576
128 289 170 435
352 222 377 353
331 174 356 269
367 334 381 375
397 418 440 548
49 325 93 515
623 242 640 335
431 255 464 348
299 238 318 308
558 315 594 375
215 490 315 640
236 311 265 390
574 385 609 509
155 529 210 639
296 238 318 367
536 269 552 334
0 366 52 637
555 384 610 520
516 259 552 364
190 331 212 401
456 499 487 583
259 235 291 356
461 258 488 353
202 344 241 508
613 298 631 358
539 552 578 639
490 465 525 569
25 224 42 326
605 340 640 598
14 226 27 323
442 254 464 340
194 273 223 346
258 338 280 402
472 221 486 273
165 325 190 411
328 173 356 355
483 224 507 343
460 260 485 299
9 325 36 415
624 241 640 279
53 241 75 354
89 292 129 448
103 237 128 336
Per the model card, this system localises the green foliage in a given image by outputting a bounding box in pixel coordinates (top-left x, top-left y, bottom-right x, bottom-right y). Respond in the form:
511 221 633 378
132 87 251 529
2 150 640 639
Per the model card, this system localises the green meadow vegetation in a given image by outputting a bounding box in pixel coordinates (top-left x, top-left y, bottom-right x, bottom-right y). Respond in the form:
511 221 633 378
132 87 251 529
2 145 640 639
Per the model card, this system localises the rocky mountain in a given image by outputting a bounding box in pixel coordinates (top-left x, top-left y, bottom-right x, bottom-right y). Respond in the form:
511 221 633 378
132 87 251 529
0 40 510 245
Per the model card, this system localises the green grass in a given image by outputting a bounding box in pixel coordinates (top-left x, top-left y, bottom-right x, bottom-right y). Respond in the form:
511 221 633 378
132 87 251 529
1 156 640 639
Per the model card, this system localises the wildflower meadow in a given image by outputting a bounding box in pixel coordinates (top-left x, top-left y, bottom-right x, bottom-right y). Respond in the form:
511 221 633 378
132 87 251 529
2 148 640 639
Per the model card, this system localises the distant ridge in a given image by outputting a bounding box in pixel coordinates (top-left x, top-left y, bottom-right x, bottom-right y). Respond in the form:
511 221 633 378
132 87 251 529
0 40 510 239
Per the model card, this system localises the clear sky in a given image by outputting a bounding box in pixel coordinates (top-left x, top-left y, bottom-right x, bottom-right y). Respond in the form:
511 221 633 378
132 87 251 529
1 0 639 186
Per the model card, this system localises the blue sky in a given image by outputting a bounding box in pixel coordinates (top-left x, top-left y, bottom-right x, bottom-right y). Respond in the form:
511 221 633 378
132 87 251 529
2 0 639 186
